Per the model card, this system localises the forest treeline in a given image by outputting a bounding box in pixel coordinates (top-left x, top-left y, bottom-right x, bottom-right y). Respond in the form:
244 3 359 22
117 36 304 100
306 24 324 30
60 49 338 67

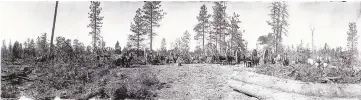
1 1 360 67
1 1 360 99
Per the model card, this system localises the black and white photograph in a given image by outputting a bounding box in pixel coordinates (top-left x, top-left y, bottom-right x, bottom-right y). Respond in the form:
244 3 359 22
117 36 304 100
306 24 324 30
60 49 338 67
1 0 361 100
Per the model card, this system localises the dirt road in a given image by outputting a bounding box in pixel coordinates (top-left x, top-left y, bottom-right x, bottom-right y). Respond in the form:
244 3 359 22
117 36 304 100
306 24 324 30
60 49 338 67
140 64 256 100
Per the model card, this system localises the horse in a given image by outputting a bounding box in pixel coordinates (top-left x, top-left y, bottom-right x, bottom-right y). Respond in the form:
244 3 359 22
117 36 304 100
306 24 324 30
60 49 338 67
219 55 227 65
281 54 290 66
250 49 260 67
226 55 235 65
244 56 253 67
235 50 246 64
263 49 270 64
124 53 133 67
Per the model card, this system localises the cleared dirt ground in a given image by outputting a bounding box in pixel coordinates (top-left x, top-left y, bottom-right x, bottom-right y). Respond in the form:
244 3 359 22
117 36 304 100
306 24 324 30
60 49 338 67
2 63 258 100
120 64 257 100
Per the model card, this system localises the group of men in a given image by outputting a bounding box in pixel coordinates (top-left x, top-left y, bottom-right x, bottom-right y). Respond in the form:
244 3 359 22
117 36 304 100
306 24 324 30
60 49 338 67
114 51 181 66
191 49 261 67
110 49 262 67
111 49 296 68
114 51 134 67
263 49 290 66
231 49 291 67
306 57 331 68
146 53 172 65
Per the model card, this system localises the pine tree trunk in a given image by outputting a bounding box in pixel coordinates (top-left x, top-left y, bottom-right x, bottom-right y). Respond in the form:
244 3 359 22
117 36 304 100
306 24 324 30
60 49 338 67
202 24 205 56
272 7 277 54
150 4 153 51
230 29 233 56
219 27 222 54
210 31 213 55
222 31 225 55
93 3 97 54
219 33 222 54
137 25 140 56
216 30 218 54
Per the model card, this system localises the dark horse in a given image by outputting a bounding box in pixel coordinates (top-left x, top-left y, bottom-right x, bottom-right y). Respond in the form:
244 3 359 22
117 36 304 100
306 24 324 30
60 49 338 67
237 52 246 64
114 52 133 67
218 54 234 65
226 55 235 65
219 55 227 65
248 49 259 67
263 49 277 64
263 49 269 64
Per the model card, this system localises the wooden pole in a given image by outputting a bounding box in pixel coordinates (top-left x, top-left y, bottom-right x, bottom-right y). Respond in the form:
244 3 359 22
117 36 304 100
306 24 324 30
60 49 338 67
49 1 58 57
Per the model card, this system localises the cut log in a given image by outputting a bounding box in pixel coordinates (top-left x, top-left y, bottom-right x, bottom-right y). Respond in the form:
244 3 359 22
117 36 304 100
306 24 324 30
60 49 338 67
228 80 360 100
224 91 259 100
232 71 361 98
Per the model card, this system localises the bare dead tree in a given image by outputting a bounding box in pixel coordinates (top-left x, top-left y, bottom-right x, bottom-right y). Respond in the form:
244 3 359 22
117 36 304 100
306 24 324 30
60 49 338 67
310 24 315 54
357 2 361 20
49 1 58 57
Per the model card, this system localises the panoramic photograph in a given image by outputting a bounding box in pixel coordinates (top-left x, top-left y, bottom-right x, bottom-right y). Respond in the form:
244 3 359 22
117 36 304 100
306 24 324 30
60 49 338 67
1 1 361 100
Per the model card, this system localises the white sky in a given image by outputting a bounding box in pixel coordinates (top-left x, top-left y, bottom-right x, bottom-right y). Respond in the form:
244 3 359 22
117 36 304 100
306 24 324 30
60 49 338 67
0 1 360 51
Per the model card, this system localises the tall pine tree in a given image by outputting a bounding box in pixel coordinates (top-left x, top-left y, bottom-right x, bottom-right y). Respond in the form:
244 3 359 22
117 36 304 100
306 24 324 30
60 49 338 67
142 1 166 51
212 1 229 54
266 1 289 54
161 38 167 51
8 40 12 57
12 41 22 59
73 39 85 55
181 31 191 54
115 41 120 50
346 22 358 67
29 39 36 57
114 41 121 54
160 38 167 55
229 12 246 54
130 8 147 53
36 33 49 55
87 1 104 54
194 4 211 55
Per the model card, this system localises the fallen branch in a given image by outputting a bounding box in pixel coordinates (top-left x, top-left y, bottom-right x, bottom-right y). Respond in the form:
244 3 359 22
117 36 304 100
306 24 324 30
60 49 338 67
228 80 360 100
232 71 361 98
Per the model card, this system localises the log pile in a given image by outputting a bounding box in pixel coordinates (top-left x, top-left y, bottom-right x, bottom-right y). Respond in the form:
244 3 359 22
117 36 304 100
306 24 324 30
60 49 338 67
228 70 361 100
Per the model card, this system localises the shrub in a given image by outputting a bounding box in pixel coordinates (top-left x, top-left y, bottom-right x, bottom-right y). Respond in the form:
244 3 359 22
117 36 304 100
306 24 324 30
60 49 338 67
2 53 165 100
1 83 20 98
131 56 146 65
255 63 361 84
140 72 160 87
12 41 23 59
103 70 161 99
